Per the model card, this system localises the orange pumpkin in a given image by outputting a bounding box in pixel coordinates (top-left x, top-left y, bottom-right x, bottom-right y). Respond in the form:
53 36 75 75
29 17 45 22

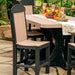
45 13 49 17
57 18 68 21
45 13 54 18
39 12 44 14
54 15 59 20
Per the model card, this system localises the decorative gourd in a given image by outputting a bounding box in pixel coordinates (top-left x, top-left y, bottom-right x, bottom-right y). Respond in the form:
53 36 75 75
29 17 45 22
57 18 68 21
54 15 59 20
45 13 54 18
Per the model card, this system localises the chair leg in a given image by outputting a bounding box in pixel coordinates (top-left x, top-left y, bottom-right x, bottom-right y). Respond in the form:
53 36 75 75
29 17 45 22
67 46 72 75
20 49 24 62
67 69 71 75
35 49 40 75
35 68 40 75
46 46 50 74
34 37 36 41
20 49 28 71
41 36 44 41
24 49 28 71
13 47 17 75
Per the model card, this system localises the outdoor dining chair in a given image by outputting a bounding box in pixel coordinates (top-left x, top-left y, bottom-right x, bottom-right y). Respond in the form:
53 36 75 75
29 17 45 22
67 32 75 75
10 4 50 75
20 0 44 41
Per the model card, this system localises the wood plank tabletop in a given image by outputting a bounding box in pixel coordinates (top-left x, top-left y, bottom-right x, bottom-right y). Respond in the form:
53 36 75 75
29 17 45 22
26 15 62 28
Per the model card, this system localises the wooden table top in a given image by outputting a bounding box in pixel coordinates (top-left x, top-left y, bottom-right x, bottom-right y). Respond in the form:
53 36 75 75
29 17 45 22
26 15 62 28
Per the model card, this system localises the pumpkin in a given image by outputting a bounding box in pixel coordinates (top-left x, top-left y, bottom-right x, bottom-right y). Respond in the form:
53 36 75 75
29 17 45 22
45 13 54 18
39 12 44 14
54 15 59 20
57 18 68 21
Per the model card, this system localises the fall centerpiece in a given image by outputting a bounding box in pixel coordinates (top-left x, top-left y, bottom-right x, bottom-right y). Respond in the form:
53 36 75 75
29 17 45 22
39 3 68 21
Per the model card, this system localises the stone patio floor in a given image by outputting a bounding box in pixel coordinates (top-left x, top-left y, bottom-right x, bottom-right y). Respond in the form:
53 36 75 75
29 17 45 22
0 40 75 75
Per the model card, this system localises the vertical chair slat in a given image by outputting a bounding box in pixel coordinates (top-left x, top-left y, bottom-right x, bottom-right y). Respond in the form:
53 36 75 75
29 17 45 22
24 5 33 15
13 12 27 43
11 4 27 43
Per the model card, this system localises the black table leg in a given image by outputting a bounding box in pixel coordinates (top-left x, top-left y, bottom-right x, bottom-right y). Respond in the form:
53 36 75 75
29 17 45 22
41 28 55 54
63 35 71 61
48 28 66 69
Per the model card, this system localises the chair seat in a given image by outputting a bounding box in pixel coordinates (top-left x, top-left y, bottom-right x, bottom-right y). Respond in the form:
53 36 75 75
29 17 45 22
68 43 75 49
28 31 44 37
69 43 75 47
17 40 49 48
69 31 75 34
27 27 40 31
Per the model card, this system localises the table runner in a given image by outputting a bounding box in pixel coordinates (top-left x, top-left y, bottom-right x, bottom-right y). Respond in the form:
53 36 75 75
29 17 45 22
33 14 75 35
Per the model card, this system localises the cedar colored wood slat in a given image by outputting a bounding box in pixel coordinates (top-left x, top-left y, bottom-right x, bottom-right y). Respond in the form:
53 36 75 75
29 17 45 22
27 27 40 30
26 15 62 28
13 12 27 43
24 5 33 15
28 31 44 36
17 40 49 47
20 0 34 14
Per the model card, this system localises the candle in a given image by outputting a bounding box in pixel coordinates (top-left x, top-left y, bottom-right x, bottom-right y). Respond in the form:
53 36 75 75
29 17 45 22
51 4 55 12
61 7 65 15
42 3 47 11
51 4 55 15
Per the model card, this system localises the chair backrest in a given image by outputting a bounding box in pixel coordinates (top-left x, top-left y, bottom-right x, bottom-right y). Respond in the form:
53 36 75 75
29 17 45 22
10 4 27 43
20 0 34 14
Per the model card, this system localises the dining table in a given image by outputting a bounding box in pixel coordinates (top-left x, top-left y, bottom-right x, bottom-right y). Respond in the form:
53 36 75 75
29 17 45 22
26 14 75 69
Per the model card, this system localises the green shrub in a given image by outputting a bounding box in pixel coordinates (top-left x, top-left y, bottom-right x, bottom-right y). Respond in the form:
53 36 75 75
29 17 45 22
0 20 10 25
72 10 75 17
0 0 12 18
34 7 42 14
65 9 70 16
0 0 7 17
0 0 6 4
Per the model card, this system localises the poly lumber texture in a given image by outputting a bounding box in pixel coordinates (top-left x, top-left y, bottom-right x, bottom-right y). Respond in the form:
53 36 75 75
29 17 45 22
17 40 49 47
26 15 62 28
14 12 27 43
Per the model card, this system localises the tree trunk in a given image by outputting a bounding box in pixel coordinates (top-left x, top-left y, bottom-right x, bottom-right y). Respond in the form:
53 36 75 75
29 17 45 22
0 0 9 21
0 4 3 17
